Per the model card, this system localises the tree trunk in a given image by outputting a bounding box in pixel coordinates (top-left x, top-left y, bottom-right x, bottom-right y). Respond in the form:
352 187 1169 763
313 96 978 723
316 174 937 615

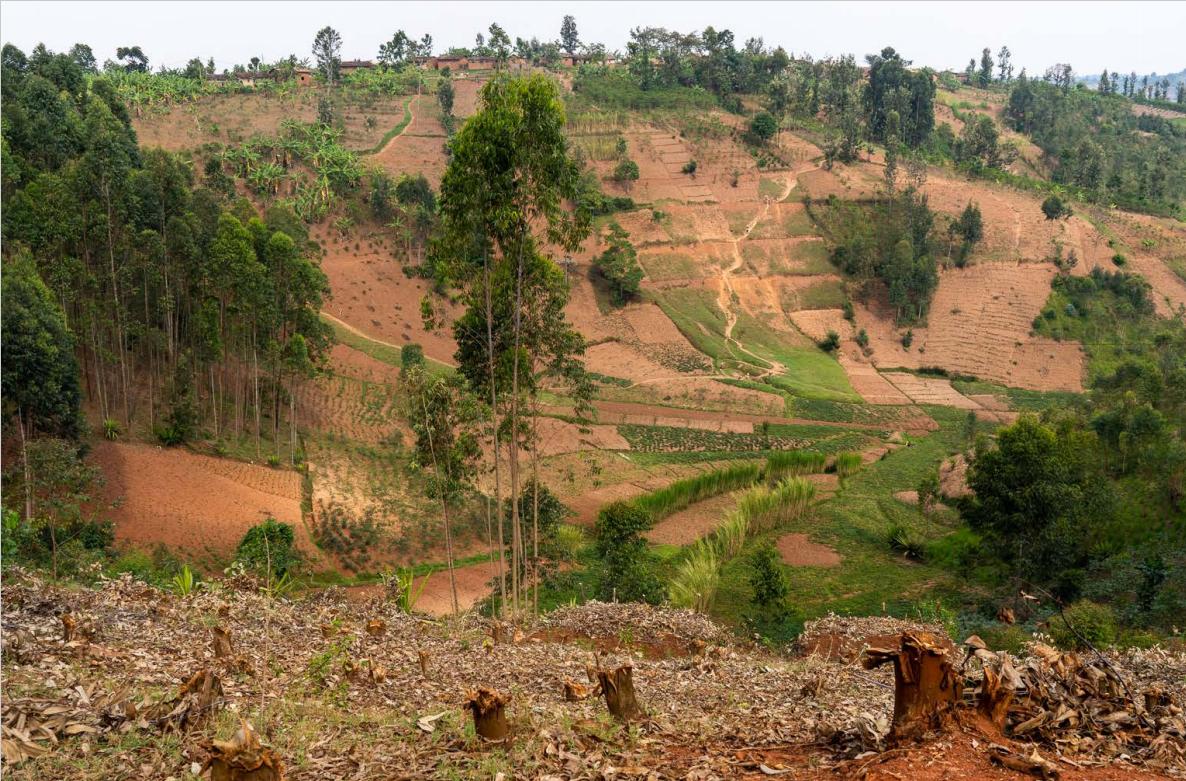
17 409 33 522
464 688 510 742
597 665 644 721
483 254 507 617
508 243 525 614
420 392 459 614
863 632 962 743
531 400 541 616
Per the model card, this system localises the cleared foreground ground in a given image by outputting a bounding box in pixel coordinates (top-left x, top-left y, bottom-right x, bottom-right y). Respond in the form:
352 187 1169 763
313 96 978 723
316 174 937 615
3 572 1183 779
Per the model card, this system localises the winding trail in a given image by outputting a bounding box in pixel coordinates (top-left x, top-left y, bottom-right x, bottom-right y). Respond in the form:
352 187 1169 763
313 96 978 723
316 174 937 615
715 173 803 377
367 94 418 157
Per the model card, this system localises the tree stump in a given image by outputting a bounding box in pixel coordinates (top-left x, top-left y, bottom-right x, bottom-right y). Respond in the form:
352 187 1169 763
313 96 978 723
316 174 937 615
863 632 961 743
978 665 1014 731
563 679 598 701
464 688 511 742
203 719 284 781
597 664 644 721
177 669 224 727
417 650 429 677
365 618 386 638
212 626 234 659
61 613 78 642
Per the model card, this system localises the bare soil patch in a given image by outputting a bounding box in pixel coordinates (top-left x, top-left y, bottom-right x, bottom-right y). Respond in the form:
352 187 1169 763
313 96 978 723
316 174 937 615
91 441 308 563
315 223 460 365
533 417 630 457
777 533 841 567
645 492 738 546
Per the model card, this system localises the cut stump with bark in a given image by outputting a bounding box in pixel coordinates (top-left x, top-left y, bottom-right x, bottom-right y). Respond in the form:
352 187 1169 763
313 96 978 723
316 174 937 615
417 650 429 677
365 618 386 638
203 719 285 781
978 665 1014 731
212 626 234 659
464 687 511 742
863 632 962 743
597 665 644 721
61 613 78 642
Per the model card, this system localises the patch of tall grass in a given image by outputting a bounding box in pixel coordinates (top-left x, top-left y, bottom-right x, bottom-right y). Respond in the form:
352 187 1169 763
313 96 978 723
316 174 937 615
668 540 720 612
834 452 863 478
737 478 816 532
765 450 827 484
668 477 815 612
634 463 761 520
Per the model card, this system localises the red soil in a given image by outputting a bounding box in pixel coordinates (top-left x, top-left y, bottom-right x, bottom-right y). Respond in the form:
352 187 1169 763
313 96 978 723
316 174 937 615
90 441 312 564
644 492 738 546
776 533 841 567
315 224 460 365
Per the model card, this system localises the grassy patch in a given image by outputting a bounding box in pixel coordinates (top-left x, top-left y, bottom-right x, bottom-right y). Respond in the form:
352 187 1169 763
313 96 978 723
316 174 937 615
711 406 982 623
637 250 703 281
792 278 846 310
950 379 1081 412
360 95 414 155
758 177 784 199
730 312 859 402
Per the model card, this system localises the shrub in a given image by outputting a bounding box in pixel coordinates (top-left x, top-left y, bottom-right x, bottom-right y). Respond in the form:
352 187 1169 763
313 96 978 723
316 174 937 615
668 539 720 612
855 328 869 349
748 542 788 609
1048 600 1117 650
817 330 840 352
610 158 640 188
887 522 926 560
1041 194 1072 221
236 518 297 579
901 329 914 349
842 300 855 321
594 501 660 603
681 160 698 176
103 418 121 441
1111 253 1127 267
400 343 425 377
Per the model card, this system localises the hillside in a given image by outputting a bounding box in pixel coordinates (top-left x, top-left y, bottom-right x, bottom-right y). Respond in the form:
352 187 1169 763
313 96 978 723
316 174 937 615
3 570 1184 779
3 23 1186 780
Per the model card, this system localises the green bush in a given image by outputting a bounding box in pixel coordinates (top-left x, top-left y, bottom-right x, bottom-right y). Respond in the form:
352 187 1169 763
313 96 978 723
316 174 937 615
594 501 660 603
1048 600 1117 650
817 330 840 352
748 542 788 609
236 518 297 578
977 623 1030 655
400 343 425 376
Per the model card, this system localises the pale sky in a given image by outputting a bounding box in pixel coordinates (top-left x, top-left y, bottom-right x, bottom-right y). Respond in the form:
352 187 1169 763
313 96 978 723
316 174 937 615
1 1 1182 77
